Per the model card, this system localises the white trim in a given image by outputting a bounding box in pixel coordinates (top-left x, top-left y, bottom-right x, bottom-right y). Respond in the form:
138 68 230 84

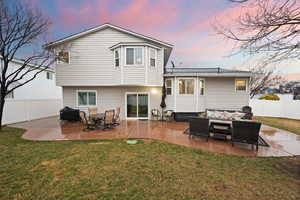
174 77 177 112
177 78 196 96
234 78 248 93
164 73 252 78
145 46 148 84
125 92 150 120
149 47 157 68
120 47 124 84
57 51 70 65
110 42 162 50
76 90 97 107
124 46 144 66
44 23 173 49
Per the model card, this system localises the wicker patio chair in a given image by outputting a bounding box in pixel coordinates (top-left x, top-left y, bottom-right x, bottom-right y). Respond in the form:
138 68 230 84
103 110 115 129
151 109 161 120
231 120 261 150
79 111 96 131
88 107 98 119
113 107 121 125
189 118 210 141
163 110 174 121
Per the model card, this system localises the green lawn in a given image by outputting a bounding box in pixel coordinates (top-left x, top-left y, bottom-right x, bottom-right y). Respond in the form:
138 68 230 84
0 127 299 200
254 116 300 135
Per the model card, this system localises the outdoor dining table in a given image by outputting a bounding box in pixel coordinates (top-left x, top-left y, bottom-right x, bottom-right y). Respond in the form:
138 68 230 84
90 113 105 127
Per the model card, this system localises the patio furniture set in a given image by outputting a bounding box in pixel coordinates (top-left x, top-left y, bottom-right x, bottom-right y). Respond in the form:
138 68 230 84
187 108 262 150
60 106 120 131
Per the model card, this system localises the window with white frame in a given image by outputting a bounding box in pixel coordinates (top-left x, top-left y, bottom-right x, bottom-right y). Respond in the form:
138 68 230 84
77 91 97 107
165 79 172 95
178 79 194 95
126 47 143 65
114 49 120 67
46 72 53 80
57 51 70 64
199 79 205 95
150 48 156 67
235 79 247 91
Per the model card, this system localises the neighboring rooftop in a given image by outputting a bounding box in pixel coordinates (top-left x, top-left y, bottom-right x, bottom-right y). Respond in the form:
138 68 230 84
164 67 253 77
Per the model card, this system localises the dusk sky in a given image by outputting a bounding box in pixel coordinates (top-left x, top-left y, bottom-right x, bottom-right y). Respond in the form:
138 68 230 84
24 0 300 80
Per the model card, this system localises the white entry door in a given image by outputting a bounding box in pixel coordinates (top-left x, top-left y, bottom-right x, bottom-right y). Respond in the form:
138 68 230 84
125 93 149 119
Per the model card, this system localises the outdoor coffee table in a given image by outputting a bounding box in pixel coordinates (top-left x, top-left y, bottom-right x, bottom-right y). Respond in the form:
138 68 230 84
209 119 232 140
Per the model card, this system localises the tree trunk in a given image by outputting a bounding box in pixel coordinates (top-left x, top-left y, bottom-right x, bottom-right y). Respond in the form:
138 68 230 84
0 94 6 130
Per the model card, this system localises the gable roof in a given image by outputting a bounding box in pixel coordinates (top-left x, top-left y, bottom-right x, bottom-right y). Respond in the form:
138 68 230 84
43 23 173 49
164 67 252 77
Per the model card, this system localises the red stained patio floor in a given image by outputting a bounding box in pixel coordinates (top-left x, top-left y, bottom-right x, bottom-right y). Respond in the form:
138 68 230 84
12 117 300 157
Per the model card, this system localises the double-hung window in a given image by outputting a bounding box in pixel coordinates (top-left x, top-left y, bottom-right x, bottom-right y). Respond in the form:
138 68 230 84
150 48 156 67
77 90 97 107
165 79 172 95
199 79 205 95
178 79 194 95
235 79 247 92
114 49 120 67
57 51 70 64
126 47 143 65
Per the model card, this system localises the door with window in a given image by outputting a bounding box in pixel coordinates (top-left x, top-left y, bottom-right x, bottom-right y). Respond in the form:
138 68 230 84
126 93 149 119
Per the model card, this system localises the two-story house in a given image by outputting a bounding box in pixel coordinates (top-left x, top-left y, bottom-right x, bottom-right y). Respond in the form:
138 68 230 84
44 23 252 120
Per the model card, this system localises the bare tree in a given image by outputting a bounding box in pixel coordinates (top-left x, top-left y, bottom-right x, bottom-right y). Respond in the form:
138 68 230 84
0 0 54 129
216 0 300 63
249 64 285 98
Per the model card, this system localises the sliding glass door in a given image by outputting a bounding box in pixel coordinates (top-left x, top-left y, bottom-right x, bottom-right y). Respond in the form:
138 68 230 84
126 93 149 119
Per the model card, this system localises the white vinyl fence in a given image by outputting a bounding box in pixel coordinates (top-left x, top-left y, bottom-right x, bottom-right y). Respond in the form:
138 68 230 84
250 95 300 120
3 99 63 124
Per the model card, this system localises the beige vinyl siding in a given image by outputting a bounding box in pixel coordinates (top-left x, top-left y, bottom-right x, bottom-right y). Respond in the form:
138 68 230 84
62 86 162 120
205 77 249 110
55 27 164 86
165 77 249 112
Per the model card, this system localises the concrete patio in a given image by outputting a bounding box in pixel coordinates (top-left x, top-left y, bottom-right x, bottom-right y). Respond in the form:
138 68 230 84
12 117 300 157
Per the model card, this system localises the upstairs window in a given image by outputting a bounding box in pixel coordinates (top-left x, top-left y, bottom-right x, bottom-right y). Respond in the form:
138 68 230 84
199 79 205 95
77 90 97 107
165 79 172 95
57 51 70 64
235 79 247 91
114 49 120 67
178 79 194 95
126 47 143 65
150 48 156 67
46 72 53 80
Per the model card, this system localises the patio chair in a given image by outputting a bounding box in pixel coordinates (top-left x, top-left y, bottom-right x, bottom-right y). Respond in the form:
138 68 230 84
79 111 96 131
189 118 210 141
113 107 121 126
242 106 253 120
151 109 161 120
163 110 174 121
88 107 98 119
103 110 115 130
231 120 261 150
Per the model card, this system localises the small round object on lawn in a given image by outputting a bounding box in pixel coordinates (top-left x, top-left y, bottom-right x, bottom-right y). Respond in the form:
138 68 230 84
126 140 138 145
